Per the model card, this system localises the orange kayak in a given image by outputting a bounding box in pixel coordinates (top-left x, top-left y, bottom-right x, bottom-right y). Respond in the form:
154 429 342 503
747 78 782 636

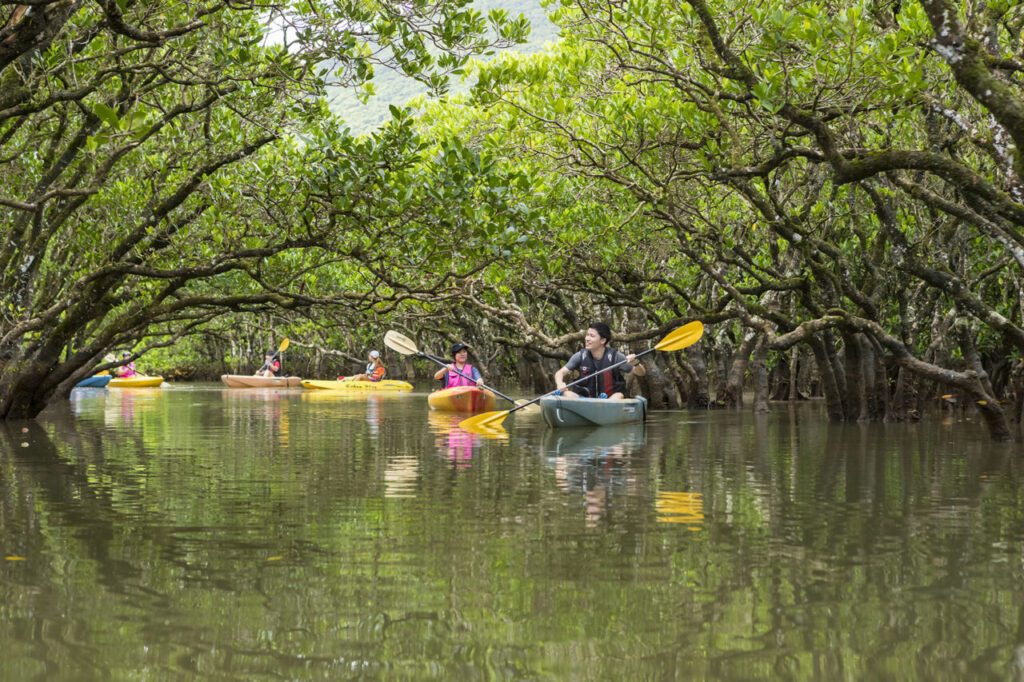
428 386 496 413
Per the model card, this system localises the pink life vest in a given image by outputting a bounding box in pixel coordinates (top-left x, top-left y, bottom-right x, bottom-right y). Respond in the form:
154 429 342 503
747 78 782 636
445 363 477 389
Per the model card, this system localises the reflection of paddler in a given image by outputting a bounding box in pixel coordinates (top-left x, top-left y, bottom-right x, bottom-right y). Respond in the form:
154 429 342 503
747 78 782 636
541 423 646 458
543 423 646 527
427 410 481 467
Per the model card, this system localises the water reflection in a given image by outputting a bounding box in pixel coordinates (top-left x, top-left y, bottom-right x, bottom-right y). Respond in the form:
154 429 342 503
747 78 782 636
102 387 163 427
384 455 420 498
655 491 704 527
425 410 505 468
542 424 646 526
4 393 1024 680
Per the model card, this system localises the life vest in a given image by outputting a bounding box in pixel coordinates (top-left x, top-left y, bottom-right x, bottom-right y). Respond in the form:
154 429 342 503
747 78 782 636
575 347 627 398
444 363 477 388
365 362 386 381
260 358 281 376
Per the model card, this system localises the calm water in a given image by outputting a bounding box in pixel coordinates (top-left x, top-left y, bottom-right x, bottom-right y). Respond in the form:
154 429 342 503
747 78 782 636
1 384 1023 680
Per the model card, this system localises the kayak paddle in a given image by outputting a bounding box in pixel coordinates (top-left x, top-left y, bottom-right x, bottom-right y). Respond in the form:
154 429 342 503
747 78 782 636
459 320 704 432
383 330 527 407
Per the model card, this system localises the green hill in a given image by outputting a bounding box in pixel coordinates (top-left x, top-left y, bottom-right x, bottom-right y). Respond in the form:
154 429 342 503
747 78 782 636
326 0 559 134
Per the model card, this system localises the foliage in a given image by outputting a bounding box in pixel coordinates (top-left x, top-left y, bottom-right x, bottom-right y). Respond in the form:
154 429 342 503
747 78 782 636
0 0 531 418
408 0 1024 438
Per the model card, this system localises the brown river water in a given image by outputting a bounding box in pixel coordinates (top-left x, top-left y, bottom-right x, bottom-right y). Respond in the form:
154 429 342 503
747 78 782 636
1 384 1022 680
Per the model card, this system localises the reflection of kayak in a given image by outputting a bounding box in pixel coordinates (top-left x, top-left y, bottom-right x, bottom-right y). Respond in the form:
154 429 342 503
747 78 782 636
541 423 646 456
301 379 413 392
540 395 647 427
428 386 496 412
75 375 112 388
108 375 164 388
220 375 303 388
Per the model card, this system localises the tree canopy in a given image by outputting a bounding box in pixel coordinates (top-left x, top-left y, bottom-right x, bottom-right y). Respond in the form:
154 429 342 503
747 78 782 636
4 0 1024 444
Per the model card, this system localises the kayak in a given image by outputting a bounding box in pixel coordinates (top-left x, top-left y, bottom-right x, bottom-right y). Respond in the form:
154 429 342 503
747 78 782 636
428 386 496 412
301 379 413 392
108 375 164 388
220 374 303 388
75 375 111 388
539 395 647 428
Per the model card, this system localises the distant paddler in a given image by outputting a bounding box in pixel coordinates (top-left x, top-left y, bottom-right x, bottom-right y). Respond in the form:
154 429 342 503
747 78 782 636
254 339 289 377
114 350 138 378
255 349 282 378
344 350 386 382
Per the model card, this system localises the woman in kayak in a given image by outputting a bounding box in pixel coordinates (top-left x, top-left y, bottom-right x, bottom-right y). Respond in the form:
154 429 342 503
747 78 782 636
115 351 138 378
347 350 387 382
434 342 485 387
255 350 281 377
554 322 645 400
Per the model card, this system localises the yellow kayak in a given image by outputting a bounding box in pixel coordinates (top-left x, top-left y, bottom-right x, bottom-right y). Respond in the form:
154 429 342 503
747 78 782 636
108 375 164 388
428 386 496 413
301 379 413 392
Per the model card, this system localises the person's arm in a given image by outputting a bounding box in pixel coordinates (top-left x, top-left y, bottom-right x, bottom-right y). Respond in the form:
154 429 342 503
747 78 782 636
473 366 483 386
626 353 646 377
433 365 448 380
556 352 582 389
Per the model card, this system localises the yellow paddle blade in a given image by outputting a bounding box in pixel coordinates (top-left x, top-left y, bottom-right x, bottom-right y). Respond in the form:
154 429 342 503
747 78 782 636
471 423 509 439
384 330 419 356
279 338 290 353
654 320 704 351
459 409 511 431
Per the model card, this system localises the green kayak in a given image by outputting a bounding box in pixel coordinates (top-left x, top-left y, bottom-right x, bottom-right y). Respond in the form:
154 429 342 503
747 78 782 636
539 395 648 428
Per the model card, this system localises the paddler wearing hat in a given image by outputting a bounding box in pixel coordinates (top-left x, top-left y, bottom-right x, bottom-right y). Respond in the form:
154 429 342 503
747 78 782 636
433 342 484 388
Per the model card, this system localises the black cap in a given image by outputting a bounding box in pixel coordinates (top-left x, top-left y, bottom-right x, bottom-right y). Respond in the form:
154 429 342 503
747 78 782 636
450 342 469 356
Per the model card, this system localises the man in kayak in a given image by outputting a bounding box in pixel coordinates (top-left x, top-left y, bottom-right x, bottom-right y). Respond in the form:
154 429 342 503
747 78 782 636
433 342 485 387
115 351 138 378
554 322 645 400
347 350 387 382
255 350 281 378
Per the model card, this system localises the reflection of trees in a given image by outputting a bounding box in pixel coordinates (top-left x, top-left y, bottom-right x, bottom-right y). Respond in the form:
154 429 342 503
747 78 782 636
0 402 516 676
3 397 1022 678
654 408 1022 679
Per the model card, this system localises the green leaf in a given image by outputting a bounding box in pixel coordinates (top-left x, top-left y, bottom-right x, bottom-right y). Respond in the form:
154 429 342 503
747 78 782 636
93 103 120 129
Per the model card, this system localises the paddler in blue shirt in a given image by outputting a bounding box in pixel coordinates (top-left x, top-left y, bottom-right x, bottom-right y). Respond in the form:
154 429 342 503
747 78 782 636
554 322 645 400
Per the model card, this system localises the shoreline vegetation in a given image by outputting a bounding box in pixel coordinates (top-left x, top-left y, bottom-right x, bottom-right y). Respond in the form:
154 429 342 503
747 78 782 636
4 0 1024 444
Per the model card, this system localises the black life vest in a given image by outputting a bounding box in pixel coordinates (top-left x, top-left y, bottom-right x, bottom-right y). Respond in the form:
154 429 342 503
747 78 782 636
575 347 627 398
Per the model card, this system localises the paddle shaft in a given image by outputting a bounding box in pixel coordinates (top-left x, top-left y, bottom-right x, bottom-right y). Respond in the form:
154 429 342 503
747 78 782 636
503 347 654 416
420 351 520 405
